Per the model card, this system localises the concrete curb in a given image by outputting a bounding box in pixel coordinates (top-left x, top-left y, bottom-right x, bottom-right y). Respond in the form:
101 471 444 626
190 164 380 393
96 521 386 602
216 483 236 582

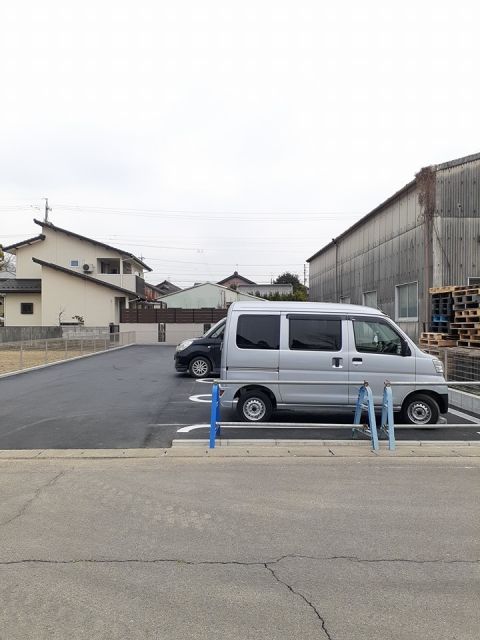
449 387 480 414
0 343 135 380
0 443 479 459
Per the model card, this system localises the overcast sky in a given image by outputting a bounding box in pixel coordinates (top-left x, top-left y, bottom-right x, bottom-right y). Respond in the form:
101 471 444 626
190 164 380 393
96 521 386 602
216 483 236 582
1 1 478 287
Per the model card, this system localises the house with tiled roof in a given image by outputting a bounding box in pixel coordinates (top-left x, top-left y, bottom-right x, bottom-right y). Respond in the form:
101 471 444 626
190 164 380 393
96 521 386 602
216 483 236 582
1 219 159 327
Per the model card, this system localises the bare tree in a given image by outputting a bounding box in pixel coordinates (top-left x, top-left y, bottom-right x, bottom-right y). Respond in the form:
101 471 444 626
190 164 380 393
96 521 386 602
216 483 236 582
58 307 66 325
0 246 16 275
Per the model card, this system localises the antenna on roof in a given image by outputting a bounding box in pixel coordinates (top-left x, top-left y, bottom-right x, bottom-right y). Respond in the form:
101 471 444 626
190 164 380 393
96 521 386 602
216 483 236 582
42 198 52 223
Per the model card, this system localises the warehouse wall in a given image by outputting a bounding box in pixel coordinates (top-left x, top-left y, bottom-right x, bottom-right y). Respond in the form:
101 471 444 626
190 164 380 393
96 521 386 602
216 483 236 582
309 183 426 339
434 155 480 287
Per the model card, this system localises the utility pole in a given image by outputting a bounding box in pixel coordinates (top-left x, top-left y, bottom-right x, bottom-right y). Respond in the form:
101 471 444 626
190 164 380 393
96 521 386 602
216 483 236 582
43 198 52 223
303 263 307 287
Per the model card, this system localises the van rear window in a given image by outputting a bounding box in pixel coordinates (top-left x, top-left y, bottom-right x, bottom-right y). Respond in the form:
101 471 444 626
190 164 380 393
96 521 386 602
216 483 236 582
236 315 280 350
289 317 341 351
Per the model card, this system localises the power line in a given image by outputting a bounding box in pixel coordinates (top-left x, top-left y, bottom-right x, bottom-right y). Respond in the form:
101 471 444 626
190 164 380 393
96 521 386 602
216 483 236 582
56 203 361 216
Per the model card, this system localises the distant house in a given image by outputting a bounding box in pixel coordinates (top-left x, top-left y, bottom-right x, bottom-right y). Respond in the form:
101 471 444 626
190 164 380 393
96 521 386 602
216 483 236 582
158 282 264 309
1 219 156 327
217 271 257 289
155 280 182 296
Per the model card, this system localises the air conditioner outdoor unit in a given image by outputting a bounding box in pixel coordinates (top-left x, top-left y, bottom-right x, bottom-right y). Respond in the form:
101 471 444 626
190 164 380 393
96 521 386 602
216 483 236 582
82 263 95 273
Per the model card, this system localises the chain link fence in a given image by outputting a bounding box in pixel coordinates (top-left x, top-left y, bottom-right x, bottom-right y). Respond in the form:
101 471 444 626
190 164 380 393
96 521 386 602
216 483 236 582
0 332 136 375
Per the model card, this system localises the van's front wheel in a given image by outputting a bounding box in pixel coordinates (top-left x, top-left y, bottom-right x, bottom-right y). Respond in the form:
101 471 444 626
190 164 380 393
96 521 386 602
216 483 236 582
401 394 440 426
237 390 273 422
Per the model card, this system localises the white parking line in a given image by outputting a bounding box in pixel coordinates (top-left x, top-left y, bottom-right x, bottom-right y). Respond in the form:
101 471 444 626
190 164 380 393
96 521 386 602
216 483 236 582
449 408 480 425
189 394 212 403
177 424 210 433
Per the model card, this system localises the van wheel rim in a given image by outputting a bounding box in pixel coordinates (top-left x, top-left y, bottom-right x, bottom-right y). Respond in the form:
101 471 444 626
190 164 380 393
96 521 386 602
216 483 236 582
244 398 266 421
191 360 208 377
407 401 431 424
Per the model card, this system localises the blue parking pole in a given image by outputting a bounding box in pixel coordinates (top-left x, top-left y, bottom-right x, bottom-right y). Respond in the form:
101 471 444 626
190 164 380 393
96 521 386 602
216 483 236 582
382 385 396 451
364 385 379 451
209 383 220 449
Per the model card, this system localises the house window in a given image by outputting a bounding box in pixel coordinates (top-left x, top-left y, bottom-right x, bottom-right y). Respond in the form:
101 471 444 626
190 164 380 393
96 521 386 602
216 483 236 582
21 303 34 315
289 316 342 351
395 282 418 321
70 259 80 268
362 290 378 308
236 315 280 350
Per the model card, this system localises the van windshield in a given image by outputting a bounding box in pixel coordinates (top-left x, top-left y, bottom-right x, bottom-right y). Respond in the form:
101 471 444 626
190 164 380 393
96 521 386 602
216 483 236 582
203 319 226 339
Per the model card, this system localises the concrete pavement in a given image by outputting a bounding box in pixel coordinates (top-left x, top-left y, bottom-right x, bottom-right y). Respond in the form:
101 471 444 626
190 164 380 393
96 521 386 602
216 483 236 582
0 456 478 639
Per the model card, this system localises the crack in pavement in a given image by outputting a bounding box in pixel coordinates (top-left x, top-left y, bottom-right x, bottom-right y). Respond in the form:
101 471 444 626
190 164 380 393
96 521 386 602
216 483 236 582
1 554 478 640
0 470 66 528
0 553 478 566
1 554 479 638
264 562 332 639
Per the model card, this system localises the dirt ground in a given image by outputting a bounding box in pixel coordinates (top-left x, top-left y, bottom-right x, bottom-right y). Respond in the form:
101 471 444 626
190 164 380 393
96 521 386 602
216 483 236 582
0 343 106 374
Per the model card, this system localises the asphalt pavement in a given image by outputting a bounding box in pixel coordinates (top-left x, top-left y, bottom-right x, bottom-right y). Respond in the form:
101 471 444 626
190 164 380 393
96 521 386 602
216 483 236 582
0 456 478 639
0 345 478 449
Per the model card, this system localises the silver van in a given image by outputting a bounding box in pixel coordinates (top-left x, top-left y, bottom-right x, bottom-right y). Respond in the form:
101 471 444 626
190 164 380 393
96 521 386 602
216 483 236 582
220 301 448 425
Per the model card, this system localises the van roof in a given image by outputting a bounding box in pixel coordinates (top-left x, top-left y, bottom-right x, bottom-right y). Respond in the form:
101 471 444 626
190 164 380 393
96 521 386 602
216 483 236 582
228 301 386 316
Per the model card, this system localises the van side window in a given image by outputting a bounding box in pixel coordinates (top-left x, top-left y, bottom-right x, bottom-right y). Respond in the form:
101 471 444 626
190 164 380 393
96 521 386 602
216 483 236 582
236 315 280 350
353 319 403 355
289 317 341 351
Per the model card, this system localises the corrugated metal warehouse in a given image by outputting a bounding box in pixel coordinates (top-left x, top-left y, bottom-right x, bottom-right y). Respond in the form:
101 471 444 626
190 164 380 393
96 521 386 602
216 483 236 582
307 152 480 339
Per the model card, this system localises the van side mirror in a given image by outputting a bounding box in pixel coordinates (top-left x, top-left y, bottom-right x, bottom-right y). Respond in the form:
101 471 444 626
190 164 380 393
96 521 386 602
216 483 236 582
401 341 411 357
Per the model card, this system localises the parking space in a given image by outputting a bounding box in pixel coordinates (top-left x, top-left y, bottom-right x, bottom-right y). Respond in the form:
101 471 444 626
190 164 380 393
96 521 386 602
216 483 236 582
0 345 479 449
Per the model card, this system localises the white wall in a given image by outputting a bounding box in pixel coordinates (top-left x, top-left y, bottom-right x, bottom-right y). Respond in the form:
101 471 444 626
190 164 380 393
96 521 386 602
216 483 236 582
41 267 127 327
120 322 211 345
4 294 42 326
164 323 206 345
120 323 159 344
14 226 143 292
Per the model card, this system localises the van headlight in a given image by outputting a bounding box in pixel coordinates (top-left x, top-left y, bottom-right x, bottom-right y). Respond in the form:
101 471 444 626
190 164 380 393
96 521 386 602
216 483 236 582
176 340 194 352
432 358 444 374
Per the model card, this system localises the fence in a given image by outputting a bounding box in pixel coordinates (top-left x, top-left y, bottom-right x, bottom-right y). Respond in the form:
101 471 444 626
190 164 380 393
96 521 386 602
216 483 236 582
0 332 136 375
207 380 387 450
206 378 479 450
120 308 228 324
0 326 62 344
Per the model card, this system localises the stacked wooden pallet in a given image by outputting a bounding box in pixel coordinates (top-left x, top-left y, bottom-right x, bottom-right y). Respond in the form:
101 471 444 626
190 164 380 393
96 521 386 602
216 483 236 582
450 287 480 347
419 332 457 348
419 286 458 347
429 287 455 333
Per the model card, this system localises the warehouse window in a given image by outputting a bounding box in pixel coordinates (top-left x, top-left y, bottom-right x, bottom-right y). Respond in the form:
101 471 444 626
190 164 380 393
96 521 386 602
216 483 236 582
362 291 377 308
395 282 418 321
21 303 34 315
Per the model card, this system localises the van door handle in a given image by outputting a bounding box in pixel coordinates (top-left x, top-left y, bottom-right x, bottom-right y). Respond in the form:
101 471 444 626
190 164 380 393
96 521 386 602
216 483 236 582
332 357 343 368
352 357 363 365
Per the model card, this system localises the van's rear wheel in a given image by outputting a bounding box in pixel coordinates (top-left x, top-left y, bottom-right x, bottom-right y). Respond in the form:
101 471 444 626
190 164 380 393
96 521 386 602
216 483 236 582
237 390 273 422
401 394 439 426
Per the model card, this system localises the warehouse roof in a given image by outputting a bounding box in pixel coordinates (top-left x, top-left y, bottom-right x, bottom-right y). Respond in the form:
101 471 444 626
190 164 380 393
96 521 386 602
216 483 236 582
307 151 480 263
